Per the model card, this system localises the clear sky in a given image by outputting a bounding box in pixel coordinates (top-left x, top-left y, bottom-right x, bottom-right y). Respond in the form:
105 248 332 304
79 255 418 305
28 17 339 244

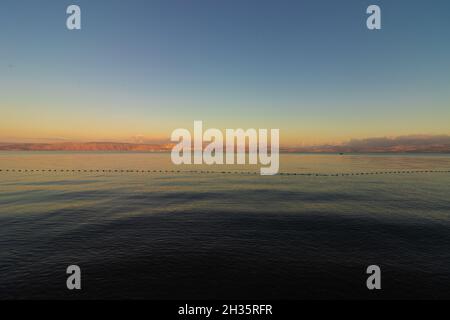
1 0 449 146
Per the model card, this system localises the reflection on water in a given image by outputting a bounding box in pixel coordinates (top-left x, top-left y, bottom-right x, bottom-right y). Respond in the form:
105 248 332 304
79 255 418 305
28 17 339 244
0 152 450 299
1 151 450 173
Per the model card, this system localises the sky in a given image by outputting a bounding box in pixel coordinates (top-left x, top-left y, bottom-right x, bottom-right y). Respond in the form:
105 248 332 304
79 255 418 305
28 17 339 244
1 0 449 146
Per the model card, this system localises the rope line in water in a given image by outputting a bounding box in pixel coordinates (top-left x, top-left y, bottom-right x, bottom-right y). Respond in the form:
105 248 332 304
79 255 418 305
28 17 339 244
0 168 449 177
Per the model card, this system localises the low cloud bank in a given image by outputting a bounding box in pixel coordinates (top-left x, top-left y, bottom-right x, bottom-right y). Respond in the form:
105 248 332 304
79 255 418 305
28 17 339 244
285 135 450 153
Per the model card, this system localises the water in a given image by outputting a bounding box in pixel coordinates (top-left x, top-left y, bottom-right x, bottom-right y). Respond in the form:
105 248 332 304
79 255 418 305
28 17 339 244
1 152 450 299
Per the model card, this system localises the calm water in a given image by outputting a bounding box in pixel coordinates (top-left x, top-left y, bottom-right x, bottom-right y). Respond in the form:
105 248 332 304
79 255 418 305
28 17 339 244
1 152 450 299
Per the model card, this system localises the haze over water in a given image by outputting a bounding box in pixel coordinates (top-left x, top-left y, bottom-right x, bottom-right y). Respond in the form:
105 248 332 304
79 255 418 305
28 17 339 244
1 152 450 299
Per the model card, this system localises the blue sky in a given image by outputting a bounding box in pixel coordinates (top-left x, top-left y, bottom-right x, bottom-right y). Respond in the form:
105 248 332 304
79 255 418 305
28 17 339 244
1 0 449 145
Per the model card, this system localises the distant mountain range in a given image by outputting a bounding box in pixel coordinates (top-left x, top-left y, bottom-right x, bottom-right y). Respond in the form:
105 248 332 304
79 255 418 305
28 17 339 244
285 135 450 153
0 135 449 153
0 142 173 152
284 145 450 153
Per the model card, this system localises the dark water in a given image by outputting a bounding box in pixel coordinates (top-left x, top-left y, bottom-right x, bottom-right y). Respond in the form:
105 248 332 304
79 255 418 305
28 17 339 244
1 152 450 299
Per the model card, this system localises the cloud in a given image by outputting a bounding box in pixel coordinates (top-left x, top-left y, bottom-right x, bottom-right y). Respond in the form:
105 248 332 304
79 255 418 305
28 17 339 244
285 135 450 153
346 135 450 148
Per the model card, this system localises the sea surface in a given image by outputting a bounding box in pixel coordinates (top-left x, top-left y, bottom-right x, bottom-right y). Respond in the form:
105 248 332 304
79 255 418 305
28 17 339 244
1 152 450 299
